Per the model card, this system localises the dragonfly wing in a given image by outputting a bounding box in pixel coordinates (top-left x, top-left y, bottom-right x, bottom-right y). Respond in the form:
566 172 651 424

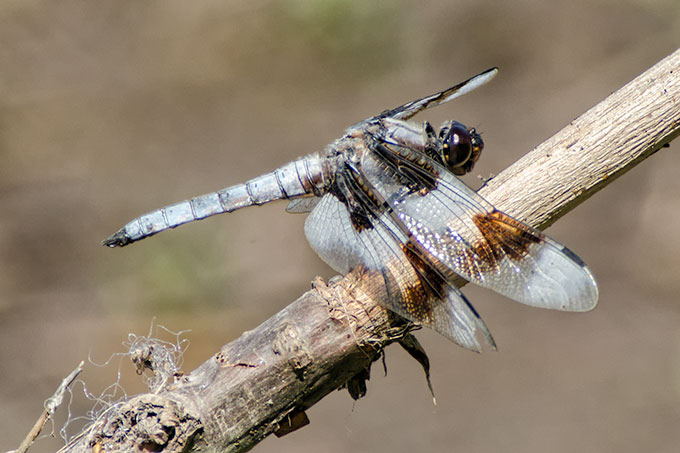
286 197 321 213
304 193 494 350
361 148 598 312
378 68 499 122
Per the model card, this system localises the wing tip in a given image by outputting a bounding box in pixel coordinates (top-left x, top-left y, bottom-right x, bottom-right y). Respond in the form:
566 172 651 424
433 287 498 352
571 278 599 312
562 246 600 312
480 66 500 79
467 67 500 89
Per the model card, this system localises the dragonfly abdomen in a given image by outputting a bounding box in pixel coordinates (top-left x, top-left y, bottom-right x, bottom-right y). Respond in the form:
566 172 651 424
103 155 330 247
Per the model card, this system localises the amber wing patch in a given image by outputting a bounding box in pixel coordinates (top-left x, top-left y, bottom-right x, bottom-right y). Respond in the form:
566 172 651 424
395 243 448 325
471 210 543 267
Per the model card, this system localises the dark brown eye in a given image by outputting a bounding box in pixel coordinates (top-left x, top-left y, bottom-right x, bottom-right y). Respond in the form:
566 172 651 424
441 122 473 170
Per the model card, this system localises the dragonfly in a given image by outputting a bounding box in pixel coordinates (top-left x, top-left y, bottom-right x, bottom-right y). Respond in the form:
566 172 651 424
104 68 598 351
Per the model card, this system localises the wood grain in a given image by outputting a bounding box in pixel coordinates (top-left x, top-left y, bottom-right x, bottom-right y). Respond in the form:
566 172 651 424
480 49 680 228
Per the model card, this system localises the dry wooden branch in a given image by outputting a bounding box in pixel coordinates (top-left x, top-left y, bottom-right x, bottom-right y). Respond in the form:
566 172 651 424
59 49 679 453
12 362 84 453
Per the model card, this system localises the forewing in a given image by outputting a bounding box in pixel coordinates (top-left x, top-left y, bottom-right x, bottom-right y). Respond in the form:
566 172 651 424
378 68 498 121
361 148 599 312
304 193 494 350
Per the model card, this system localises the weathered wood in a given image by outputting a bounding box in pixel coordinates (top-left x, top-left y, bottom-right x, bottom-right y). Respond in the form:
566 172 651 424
59 49 680 453
479 49 680 228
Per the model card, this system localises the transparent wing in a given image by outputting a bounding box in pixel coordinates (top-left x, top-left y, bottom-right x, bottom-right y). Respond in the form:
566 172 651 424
304 193 494 351
286 197 321 213
361 148 599 312
376 68 498 122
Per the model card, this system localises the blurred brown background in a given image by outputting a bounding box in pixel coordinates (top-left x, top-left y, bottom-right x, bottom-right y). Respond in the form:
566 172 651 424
1 1 679 452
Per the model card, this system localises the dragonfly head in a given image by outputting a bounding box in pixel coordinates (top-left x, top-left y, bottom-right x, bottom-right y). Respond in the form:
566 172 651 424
439 121 483 176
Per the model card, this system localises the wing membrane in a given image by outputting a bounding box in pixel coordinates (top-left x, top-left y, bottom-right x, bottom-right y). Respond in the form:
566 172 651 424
377 68 498 121
286 197 321 213
304 193 494 351
361 146 598 312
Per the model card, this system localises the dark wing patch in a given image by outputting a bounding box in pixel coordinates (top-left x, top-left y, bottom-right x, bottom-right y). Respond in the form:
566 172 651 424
472 209 543 265
397 243 442 325
370 140 439 192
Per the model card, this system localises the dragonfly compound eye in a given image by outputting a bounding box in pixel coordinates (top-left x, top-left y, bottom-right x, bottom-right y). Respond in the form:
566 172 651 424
441 122 473 171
